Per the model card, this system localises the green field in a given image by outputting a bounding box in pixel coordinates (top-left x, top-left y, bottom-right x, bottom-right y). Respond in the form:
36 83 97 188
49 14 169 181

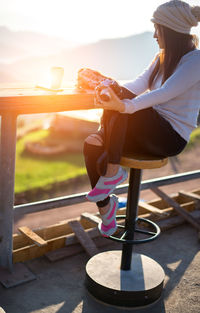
186 127 200 149
15 129 86 194
15 126 200 195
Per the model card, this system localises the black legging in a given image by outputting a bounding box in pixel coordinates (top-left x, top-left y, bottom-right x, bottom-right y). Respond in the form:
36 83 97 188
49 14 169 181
83 107 187 208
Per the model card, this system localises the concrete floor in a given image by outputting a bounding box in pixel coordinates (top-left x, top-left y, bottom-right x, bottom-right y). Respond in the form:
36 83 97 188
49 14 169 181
0 224 200 313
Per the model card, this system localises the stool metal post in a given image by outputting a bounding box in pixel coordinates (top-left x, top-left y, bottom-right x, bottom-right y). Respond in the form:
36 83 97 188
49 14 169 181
121 168 142 270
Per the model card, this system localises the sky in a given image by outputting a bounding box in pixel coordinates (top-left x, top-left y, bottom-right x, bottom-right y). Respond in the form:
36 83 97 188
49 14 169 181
1 0 200 44
0 0 199 122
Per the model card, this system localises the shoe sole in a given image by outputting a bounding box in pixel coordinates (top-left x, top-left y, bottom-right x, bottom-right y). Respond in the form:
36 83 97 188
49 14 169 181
98 221 117 237
98 195 119 237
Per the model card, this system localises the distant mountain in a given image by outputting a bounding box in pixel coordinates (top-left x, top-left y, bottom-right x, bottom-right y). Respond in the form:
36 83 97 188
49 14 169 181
0 28 159 83
58 32 158 80
0 26 77 63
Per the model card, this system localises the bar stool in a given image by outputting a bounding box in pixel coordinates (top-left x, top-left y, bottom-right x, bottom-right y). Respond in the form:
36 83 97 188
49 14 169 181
85 153 168 307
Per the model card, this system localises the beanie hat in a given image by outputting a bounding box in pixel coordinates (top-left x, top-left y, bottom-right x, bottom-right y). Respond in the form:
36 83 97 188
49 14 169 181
151 0 200 34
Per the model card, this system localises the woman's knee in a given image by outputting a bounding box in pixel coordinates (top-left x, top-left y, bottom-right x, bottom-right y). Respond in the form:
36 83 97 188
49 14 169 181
83 134 103 157
84 134 103 146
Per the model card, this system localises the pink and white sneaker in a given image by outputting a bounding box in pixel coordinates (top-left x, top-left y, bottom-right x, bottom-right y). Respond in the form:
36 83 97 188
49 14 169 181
98 194 119 237
86 166 128 202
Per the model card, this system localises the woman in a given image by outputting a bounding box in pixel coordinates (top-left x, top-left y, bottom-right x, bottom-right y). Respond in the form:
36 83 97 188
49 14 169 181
83 0 200 237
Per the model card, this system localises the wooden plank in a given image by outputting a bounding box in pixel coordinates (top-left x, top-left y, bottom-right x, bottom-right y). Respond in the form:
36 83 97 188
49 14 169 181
180 201 199 211
65 225 126 247
151 187 200 232
193 188 200 196
45 245 84 262
12 187 200 263
18 226 47 247
13 233 36 250
14 203 200 264
80 210 127 229
13 201 199 264
157 209 200 231
0 92 94 115
179 190 200 202
81 212 101 226
68 220 98 257
13 227 101 263
13 188 200 249
13 201 197 263
13 235 67 263
138 201 169 216
46 232 119 262
36 219 78 240
138 202 197 221
147 193 181 210
49 205 200 262
13 218 93 249
65 228 99 246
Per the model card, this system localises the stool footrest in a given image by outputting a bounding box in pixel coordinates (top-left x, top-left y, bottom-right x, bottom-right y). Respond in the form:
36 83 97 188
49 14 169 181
107 217 160 244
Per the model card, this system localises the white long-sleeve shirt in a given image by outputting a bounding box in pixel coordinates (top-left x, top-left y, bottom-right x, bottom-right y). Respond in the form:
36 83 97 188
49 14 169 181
122 49 200 142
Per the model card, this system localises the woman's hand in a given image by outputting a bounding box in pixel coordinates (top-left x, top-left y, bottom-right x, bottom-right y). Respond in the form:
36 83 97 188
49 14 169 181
94 87 125 112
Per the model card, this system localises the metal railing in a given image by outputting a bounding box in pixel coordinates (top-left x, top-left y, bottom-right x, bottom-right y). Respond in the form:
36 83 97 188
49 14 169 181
14 170 200 217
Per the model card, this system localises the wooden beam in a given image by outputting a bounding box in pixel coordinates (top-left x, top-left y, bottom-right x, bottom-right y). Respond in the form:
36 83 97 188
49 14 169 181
12 188 200 263
45 245 84 262
14 227 101 263
180 201 198 212
157 209 200 231
179 190 200 203
138 201 169 217
13 218 94 250
65 228 99 246
80 212 101 226
46 232 118 262
151 187 200 232
13 235 67 263
68 220 98 257
18 226 47 247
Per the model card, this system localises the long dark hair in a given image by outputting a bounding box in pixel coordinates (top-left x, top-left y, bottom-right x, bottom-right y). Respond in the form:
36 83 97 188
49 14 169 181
149 24 199 89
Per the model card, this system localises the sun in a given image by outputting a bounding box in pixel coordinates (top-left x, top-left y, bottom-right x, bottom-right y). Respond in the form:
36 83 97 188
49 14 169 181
59 109 103 123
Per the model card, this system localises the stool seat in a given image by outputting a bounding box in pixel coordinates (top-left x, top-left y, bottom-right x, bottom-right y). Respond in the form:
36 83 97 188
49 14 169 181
120 153 168 169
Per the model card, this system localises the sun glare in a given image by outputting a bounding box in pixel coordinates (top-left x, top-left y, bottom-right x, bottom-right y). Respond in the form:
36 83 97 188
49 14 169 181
2 0 199 43
60 109 102 123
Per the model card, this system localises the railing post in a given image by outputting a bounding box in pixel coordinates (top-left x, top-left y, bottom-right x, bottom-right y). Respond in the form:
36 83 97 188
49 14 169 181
0 112 17 271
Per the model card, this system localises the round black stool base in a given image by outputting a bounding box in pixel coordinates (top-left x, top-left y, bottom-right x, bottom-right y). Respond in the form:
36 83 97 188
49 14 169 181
85 250 165 307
